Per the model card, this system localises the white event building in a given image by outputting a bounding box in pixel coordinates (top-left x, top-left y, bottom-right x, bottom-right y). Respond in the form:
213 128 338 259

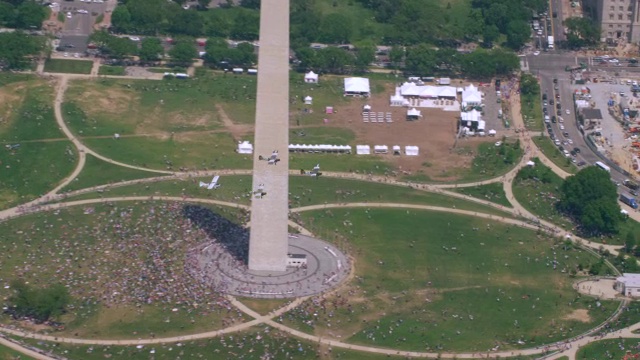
615 273 640 297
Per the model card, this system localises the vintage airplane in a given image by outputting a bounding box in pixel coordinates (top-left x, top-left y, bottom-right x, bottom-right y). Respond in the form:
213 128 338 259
199 175 221 190
300 164 322 177
253 183 267 198
259 150 280 165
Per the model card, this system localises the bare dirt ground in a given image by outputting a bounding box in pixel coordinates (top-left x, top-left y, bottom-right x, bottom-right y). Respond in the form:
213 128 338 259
301 83 493 179
561 309 591 323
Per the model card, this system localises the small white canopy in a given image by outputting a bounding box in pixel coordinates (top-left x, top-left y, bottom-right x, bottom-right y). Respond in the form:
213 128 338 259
363 104 372 111
374 145 388 153
304 96 312 104
304 71 319 83
477 120 486 131
344 77 370 94
526 160 535 166
405 146 419 156
356 145 371 155
488 129 497 135
237 141 253 154
407 108 421 117
392 145 401 154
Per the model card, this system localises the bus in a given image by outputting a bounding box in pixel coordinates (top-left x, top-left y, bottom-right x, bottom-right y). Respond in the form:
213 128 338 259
595 161 611 172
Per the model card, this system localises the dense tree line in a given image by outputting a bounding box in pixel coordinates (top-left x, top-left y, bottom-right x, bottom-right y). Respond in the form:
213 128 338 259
564 17 600 49
0 0 47 30
0 31 44 70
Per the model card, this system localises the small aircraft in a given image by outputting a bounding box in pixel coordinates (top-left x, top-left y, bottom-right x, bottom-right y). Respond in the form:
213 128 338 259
199 175 221 190
253 183 267 198
300 164 322 177
259 150 280 165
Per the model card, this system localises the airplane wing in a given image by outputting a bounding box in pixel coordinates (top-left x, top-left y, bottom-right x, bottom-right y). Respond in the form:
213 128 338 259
212 175 220 185
313 164 320 171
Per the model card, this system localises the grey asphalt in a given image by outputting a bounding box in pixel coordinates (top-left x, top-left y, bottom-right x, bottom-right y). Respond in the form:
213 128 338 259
59 0 112 53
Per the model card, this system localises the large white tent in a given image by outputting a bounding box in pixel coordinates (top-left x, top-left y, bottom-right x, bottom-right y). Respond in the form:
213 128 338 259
344 77 371 97
237 141 253 154
399 83 457 99
460 109 481 122
405 146 419 156
462 84 482 106
356 145 371 155
304 71 318 83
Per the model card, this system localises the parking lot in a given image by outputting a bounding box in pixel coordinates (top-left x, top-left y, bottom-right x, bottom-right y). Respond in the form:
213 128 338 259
56 0 114 54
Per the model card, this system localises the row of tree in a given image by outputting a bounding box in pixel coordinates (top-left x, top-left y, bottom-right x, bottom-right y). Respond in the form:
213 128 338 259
8 280 70 323
0 31 44 70
0 0 47 30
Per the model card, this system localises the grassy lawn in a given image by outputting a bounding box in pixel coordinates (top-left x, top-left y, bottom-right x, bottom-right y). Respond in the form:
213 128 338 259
61 154 168 193
513 159 639 245
98 65 126 76
284 208 613 352
23 327 409 360
0 75 76 209
520 77 543 132
0 202 249 339
452 182 512 207
44 59 93 74
513 158 574 230
405 140 523 183
64 175 513 217
532 135 578 174
576 338 640 359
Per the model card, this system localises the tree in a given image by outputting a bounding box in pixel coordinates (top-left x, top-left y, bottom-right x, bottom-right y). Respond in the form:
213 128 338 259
8 280 70 323
506 20 531 50
405 43 436 75
315 46 354 74
625 231 637 254
564 17 600 49
239 0 260 8
197 0 211 9
139 37 164 62
14 1 46 29
169 10 203 37
169 40 197 65
482 24 499 47
354 45 375 73
558 166 623 236
520 73 540 96
318 13 353 44
0 2 15 27
203 37 230 67
230 8 259 40
0 31 42 70
110 6 132 33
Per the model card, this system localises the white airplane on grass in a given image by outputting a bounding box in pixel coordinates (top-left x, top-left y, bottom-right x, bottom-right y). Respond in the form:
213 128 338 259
259 150 280 165
300 164 321 177
199 175 220 190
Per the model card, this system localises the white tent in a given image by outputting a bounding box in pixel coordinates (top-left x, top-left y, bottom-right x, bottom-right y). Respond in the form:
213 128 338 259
488 129 497 136
399 83 457 99
390 93 406 107
304 71 318 83
477 120 486 131
407 108 422 119
344 77 370 96
363 104 372 112
462 84 482 105
461 109 481 122
526 160 535 166
374 145 388 154
237 141 253 154
392 145 401 155
405 146 419 156
437 77 451 85
356 145 370 155
304 96 313 105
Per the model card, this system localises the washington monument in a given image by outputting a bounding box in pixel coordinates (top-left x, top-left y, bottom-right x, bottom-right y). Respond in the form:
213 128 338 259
247 0 291 272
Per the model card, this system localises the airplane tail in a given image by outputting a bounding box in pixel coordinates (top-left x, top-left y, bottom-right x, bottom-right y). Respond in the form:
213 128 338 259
199 181 207 188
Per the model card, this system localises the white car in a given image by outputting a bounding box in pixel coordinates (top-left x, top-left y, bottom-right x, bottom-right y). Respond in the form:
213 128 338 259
609 58 620 63
129 36 141 41
533 51 540 56
77 9 88 14
554 139 561 146
567 139 573 144
558 117 564 123
66 12 72 18
559 124 565 130
73 53 80 58
565 109 570 115
63 52 69 57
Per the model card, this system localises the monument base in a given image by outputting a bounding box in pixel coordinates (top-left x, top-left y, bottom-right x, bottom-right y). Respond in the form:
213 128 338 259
187 234 350 298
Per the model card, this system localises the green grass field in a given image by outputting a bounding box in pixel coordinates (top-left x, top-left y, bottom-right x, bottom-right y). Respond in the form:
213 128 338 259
98 65 126 76
0 202 248 339
0 75 76 209
44 59 93 74
453 182 512 207
532 136 578 174
284 208 614 352
63 175 513 217
61 154 168 193
521 91 543 132
576 338 640 359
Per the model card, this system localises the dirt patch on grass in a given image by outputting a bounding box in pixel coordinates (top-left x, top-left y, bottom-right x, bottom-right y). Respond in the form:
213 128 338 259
215 104 252 140
562 309 591 323
300 82 495 180
76 86 138 117
0 83 27 126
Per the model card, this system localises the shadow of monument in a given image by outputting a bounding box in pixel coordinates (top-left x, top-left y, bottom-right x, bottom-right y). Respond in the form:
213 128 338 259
182 204 249 263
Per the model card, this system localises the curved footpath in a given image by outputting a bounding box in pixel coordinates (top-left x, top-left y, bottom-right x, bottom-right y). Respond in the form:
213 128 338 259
0 73 636 359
